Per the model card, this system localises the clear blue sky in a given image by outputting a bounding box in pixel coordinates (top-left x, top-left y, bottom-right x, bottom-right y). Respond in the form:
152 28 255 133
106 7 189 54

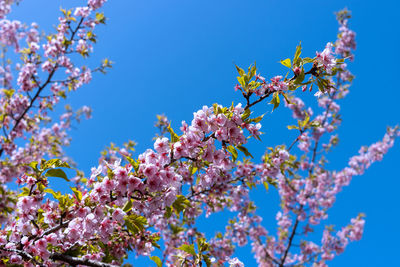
10 0 400 266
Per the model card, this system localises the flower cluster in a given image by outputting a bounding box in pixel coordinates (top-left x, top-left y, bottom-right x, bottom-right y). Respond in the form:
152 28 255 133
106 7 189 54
0 3 398 267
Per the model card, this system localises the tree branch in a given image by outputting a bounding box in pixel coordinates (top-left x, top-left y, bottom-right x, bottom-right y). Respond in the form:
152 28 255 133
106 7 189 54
0 17 85 158
50 253 118 267
279 215 300 267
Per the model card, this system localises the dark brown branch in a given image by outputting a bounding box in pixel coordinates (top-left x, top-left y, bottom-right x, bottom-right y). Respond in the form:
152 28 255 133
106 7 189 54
1 247 117 267
187 174 250 200
244 91 273 110
0 247 45 267
287 129 304 152
50 253 118 267
31 220 70 242
279 215 300 267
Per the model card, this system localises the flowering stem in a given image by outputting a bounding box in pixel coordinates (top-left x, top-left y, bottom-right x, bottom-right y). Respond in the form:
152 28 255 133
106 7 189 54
0 17 84 158
279 215 300 266
50 253 118 267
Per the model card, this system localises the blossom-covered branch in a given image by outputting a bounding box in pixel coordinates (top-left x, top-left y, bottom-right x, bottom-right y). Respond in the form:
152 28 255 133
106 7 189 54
0 3 398 267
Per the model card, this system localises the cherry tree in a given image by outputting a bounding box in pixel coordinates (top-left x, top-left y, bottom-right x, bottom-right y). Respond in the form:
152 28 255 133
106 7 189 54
0 1 398 266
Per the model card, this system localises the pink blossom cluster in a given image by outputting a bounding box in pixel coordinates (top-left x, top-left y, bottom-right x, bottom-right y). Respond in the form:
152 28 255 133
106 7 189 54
0 1 110 261
0 0 108 178
348 127 399 175
285 96 313 120
0 3 398 267
319 216 365 263
335 20 356 60
316 43 336 74
0 19 24 51
254 75 289 96
197 13 397 266
0 0 15 19
0 179 132 265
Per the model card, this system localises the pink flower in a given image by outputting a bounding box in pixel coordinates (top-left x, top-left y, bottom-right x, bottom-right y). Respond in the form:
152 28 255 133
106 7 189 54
316 43 336 74
9 255 22 264
154 137 170 153
112 208 126 224
88 0 107 10
74 7 90 17
228 257 244 267
45 233 58 245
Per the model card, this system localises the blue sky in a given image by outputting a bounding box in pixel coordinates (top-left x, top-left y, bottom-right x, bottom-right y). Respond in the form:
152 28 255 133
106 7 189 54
10 0 400 266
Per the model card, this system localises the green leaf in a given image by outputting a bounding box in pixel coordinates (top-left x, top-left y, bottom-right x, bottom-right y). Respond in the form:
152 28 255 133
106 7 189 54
29 161 39 172
189 165 198 176
43 159 70 170
164 206 173 219
301 113 310 128
243 74 250 87
293 42 302 65
172 195 191 216
197 237 209 252
169 223 185 234
236 145 253 158
150 256 162 267
287 125 299 130
249 114 264 123
46 169 69 181
241 108 251 120
125 220 136 234
37 182 46 192
177 244 196 256
64 246 82 257
263 181 269 191
95 12 106 24
267 177 278 188
235 65 245 76
303 57 315 64
280 58 291 68
270 92 280 111
3 89 15 98
281 92 291 105
249 63 257 79
107 167 114 180
44 188 61 200
203 254 212 267
124 156 140 172
167 124 179 143
125 214 148 234
246 181 256 189
227 145 238 162
70 187 82 202
123 199 133 212
317 78 328 92
237 76 245 88
18 187 30 197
